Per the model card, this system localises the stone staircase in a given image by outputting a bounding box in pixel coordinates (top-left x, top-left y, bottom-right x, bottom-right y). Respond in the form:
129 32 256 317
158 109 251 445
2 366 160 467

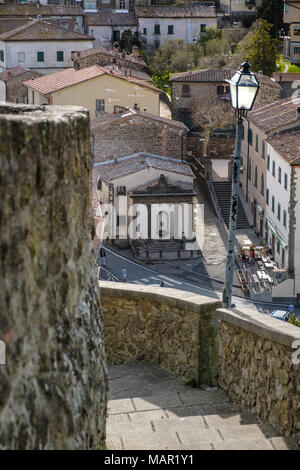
212 181 250 230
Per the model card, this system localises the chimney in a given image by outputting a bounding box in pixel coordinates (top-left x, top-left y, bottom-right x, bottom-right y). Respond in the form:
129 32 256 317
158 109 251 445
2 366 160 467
113 42 120 53
7 70 11 78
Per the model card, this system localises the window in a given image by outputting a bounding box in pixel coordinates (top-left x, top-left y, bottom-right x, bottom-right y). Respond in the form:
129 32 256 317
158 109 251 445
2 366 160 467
284 173 288 190
217 84 230 95
267 154 270 170
277 203 281 221
266 188 269 205
248 159 252 181
241 124 244 140
18 52 25 63
37 51 44 62
32 90 34 105
294 47 300 55
168 25 174 35
277 241 280 254
97 178 102 190
248 128 253 145
254 166 258 188
57 51 64 62
294 27 300 36
117 186 126 196
154 24 160 35
119 0 125 8
260 174 264 195
278 166 282 183
255 134 258 152
96 99 105 113
284 3 291 13
272 160 276 177
283 210 287 228
181 84 191 97
262 141 265 159
272 195 275 213
143 27 147 35
0 50 4 62
200 24 206 32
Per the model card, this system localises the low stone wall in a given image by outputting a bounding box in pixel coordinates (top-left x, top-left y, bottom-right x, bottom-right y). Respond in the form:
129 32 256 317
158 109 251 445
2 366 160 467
100 282 221 385
101 283 300 445
217 308 300 444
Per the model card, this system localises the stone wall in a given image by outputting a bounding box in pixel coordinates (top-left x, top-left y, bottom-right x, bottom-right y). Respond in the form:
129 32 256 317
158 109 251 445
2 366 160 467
100 283 221 386
0 104 108 449
217 308 300 444
188 133 235 160
101 283 300 445
91 113 188 162
6 70 42 104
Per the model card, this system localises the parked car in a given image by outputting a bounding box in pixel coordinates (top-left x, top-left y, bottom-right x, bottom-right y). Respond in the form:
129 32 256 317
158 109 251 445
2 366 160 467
269 310 291 322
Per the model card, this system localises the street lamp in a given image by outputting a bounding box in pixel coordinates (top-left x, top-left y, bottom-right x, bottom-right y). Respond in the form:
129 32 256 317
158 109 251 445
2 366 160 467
223 60 260 308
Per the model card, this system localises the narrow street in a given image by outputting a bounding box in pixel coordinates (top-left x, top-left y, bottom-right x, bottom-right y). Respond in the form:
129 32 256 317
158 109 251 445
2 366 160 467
98 246 295 316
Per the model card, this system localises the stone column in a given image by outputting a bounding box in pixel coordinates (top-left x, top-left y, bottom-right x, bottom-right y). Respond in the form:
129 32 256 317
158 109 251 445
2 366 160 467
0 104 108 449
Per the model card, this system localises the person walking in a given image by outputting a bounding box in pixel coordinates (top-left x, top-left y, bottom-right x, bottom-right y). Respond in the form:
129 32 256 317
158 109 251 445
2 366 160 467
100 246 106 267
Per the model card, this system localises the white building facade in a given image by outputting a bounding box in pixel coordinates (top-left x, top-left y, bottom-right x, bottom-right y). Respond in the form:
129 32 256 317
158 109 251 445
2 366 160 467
135 6 217 47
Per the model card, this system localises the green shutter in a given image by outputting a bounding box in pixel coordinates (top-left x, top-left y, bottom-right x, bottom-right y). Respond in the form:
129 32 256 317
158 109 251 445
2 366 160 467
37 51 44 62
57 51 64 62
248 128 253 145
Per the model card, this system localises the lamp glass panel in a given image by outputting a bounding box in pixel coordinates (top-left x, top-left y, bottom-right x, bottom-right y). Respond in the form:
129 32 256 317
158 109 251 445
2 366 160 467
237 85 258 110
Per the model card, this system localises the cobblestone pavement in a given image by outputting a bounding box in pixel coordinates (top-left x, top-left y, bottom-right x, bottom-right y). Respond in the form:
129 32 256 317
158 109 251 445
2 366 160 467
106 361 297 450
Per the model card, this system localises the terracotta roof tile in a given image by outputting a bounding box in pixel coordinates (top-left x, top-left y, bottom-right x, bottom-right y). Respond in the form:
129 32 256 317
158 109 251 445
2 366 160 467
23 64 162 95
171 69 281 89
74 46 146 67
0 18 31 35
0 66 42 82
267 130 300 165
90 108 188 131
93 153 193 183
135 5 216 18
0 19 94 41
248 97 300 132
0 4 84 17
85 11 137 26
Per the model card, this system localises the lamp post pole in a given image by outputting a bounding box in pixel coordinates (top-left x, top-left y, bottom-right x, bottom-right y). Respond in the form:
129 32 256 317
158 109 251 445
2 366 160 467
223 112 244 308
222 60 260 309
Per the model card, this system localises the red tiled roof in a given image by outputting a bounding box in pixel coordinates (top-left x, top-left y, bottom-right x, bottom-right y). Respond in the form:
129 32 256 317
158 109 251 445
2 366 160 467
267 130 300 165
248 97 300 132
0 18 31 35
135 5 216 18
85 11 137 26
0 19 94 41
0 66 42 82
23 64 162 95
0 4 84 17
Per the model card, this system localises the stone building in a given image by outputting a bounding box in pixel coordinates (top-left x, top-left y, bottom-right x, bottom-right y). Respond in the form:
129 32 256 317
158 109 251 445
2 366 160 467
0 66 42 103
0 103 107 449
72 42 151 80
283 0 300 64
273 72 300 99
90 107 188 163
135 5 217 48
170 68 282 129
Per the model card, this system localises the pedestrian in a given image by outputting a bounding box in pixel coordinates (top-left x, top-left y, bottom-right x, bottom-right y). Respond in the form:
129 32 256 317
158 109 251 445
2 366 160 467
122 268 127 283
100 246 106 267
249 247 255 263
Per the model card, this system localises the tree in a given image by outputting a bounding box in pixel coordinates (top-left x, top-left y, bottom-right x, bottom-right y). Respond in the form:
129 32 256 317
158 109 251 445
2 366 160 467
246 19 278 76
198 27 222 54
119 29 141 53
189 97 233 157
257 0 283 38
